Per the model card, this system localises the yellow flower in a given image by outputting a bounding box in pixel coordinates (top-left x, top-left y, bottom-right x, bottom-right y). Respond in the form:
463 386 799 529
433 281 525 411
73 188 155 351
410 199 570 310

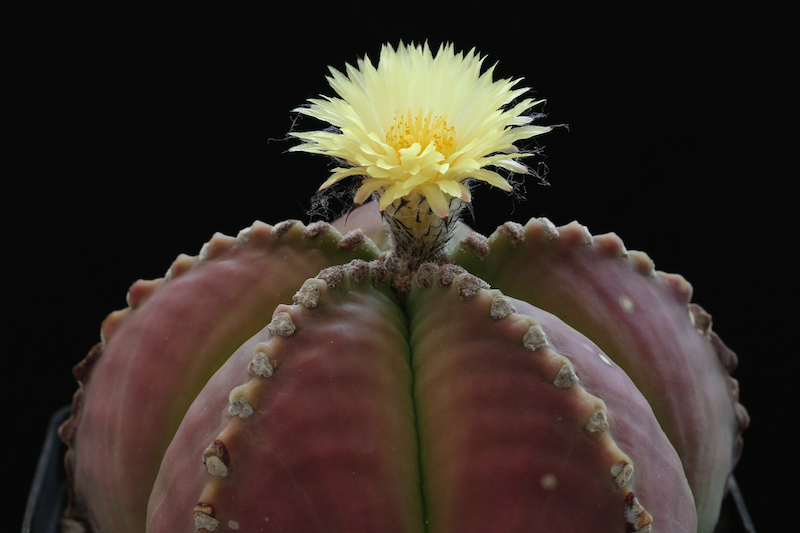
289 42 551 219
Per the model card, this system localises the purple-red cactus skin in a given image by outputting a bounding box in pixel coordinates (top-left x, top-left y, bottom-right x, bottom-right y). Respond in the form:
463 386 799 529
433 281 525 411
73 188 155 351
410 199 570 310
452 219 746 532
59 203 746 533
58 221 378 533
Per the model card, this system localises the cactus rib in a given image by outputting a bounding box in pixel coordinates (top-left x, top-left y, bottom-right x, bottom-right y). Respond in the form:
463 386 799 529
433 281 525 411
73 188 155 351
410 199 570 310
453 216 746 532
60 220 380 533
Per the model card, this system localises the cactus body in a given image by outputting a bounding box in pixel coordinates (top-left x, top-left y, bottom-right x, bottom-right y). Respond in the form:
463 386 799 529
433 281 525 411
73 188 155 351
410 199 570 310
59 203 745 533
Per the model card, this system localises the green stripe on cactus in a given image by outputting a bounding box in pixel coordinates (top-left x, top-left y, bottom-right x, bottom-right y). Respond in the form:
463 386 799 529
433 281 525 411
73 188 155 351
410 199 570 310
405 270 696 532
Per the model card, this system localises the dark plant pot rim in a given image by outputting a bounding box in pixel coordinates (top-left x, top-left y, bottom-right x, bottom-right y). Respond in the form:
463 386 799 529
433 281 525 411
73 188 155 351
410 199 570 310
23 406 756 533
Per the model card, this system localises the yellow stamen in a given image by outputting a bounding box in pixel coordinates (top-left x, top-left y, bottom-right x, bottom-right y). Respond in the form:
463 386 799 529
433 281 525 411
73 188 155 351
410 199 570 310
386 107 456 155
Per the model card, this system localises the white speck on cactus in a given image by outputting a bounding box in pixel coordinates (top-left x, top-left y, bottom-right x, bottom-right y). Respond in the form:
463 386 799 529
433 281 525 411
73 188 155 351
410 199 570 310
618 295 635 313
580 341 613 366
540 473 558 490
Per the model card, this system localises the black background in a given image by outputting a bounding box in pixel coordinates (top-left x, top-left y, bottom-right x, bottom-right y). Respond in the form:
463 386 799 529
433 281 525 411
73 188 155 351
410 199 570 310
9 4 791 531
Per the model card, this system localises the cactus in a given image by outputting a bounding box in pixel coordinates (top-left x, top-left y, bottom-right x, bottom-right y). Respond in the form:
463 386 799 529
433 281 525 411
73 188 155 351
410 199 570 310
58 42 747 533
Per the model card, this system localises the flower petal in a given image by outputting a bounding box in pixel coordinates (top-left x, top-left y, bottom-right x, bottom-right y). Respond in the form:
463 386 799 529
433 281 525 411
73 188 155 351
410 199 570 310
319 167 369 190
469 168 513 191
353 179 391 204
421 184 451 218
436 179 463 199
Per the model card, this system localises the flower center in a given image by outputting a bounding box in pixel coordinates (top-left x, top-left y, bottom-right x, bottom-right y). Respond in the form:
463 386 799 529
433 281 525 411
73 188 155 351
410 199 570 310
386 107 455 155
